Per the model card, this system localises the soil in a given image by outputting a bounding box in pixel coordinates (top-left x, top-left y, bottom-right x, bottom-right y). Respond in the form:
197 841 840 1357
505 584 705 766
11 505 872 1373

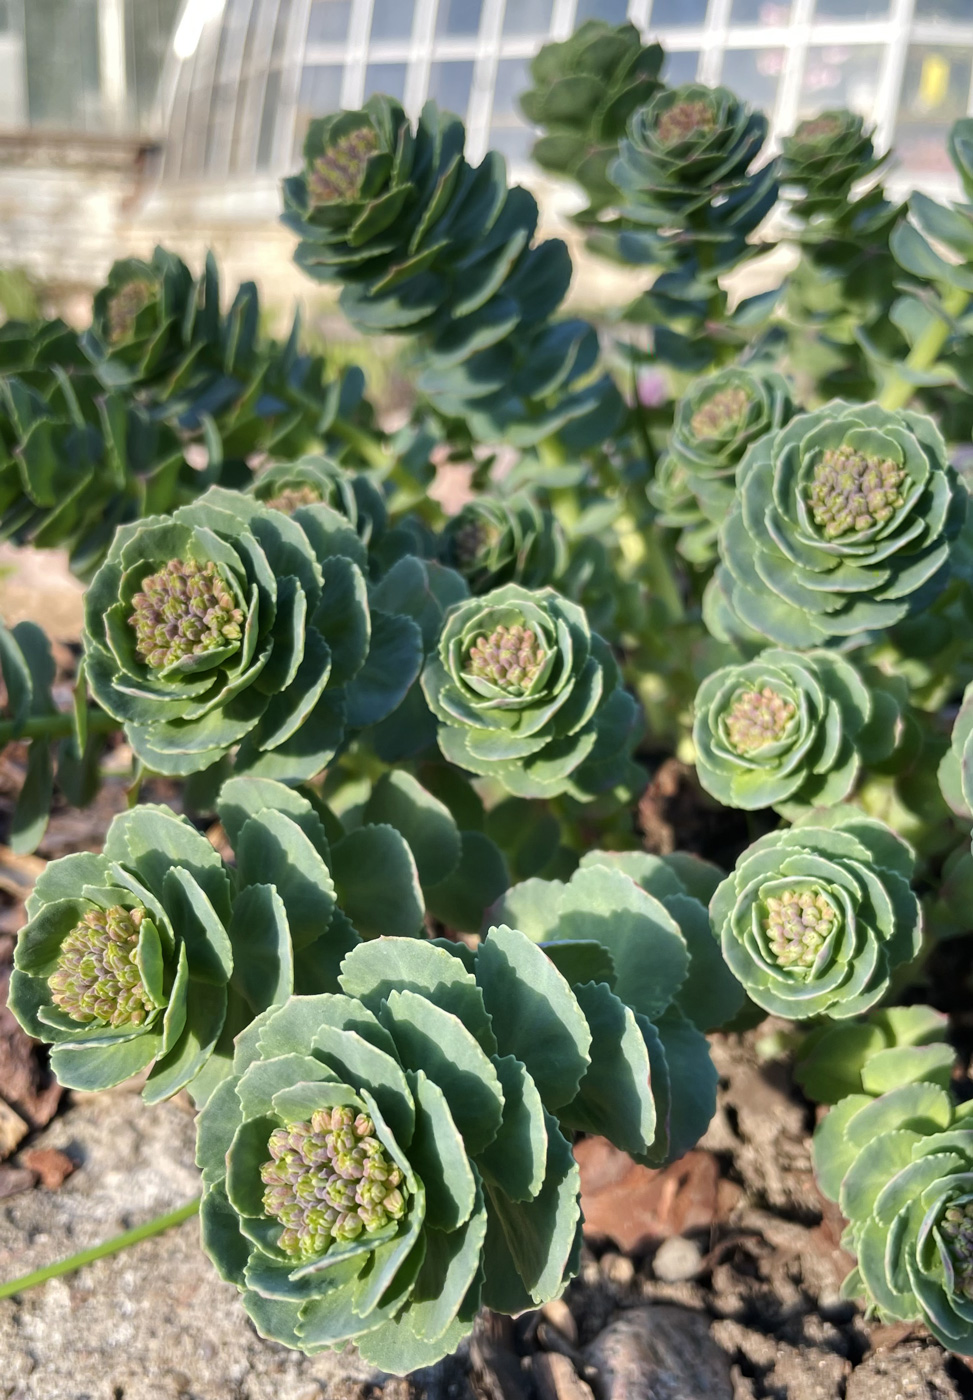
2 548 973 1398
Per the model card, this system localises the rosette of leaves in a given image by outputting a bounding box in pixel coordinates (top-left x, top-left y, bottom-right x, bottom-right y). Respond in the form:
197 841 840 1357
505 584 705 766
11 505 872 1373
83 485 422 777
706 402 966 648
420 583 639 800
813 1067 973 1354
282 97 622 448
0 376 188 577
603 85 778 369
251 454 389 557
197 860 728 1368
779 111 903 401
82 247 374 473
439 493 566 594
519 21 663 217
795 1003 953 1106
709 812 922 1020
7 803 242 1102
658 366 794 527
7 776 438 1103
693 648 903 814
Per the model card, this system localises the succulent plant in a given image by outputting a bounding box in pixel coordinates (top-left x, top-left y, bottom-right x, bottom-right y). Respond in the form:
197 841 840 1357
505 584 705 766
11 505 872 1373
6 776 439 1104
795 1003 953 1106
706 402 966 648
693 648 903 814
439 494 566 595
282 97 621 447
938 678 973 839
519 21 663 215
83 486 422 777
8 804 242 1102
251 455 387 555
656 366 794 529
710 812 922 1020
421 583 639 800
197 858 726 1367
780 110 890 220
82 248 366 470
813 1061 973 1355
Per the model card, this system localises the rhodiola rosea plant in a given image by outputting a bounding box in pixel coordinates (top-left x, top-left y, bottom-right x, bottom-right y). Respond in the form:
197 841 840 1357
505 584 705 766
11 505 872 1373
6 19 973 1380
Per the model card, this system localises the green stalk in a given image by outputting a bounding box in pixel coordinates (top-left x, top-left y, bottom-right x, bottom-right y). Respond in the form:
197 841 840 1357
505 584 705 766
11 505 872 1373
0 710 119 747
878 283 970 412
0 1197 200 1300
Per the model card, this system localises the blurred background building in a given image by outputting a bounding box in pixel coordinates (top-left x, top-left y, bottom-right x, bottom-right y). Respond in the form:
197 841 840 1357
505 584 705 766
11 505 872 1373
1 0 972 289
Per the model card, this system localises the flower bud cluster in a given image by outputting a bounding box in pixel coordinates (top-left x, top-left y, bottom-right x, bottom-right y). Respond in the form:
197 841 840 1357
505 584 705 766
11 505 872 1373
940 1200 973 1300
263 485 323 515
466 621 547 694
690 384 753 440
723 686 796 754
261 1106 407 1259
762 888 838 970
106 278 156 344
808 444 906 539
656 99 716 147
308 126 380 206
48 904 152 1027
129 559 244 669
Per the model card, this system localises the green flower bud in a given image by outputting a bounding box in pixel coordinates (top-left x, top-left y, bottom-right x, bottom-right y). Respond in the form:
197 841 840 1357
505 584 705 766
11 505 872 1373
47 904 153 1028
722 686 796 755
807 442 906 538
128 559 244 669
655 97 716 147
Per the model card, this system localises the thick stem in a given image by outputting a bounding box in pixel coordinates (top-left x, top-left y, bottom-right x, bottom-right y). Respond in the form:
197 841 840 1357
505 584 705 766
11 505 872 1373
0 1197 200 1300
0 709 119 748
878 283 970 412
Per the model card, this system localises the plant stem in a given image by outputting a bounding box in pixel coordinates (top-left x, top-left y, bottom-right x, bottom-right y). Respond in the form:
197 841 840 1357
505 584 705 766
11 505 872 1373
329 416 394 473
0 709 119 747
0 1197 200 1300
878 284 970 412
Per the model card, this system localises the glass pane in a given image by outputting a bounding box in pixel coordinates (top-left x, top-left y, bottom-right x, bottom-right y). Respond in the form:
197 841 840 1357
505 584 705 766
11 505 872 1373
730 0 792 21
798 45 884 116
309 0 353 44
576 0 629 24
489 125 534 165
428 61 474 121
814 0 889 16
371 0 415 41
492 57 533 120
896 46 973 178
662 50 700 85
503 0 554 37
650 0 707 24
436 0 483 36
297 64 345 142
915 0 973 16
364 61 408 102
720 49 784 117
0 2 8 31
257 69 281 169
25 0 100 129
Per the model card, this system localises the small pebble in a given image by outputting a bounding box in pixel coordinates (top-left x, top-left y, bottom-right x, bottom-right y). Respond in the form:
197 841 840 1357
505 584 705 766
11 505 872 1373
652 1236 704 1283
600 1251 636 1288
541 1298 579 1346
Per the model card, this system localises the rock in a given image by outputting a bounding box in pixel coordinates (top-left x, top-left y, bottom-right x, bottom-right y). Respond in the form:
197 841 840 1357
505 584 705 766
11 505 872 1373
652 1238 704 1284
600 1252 636 1289
576 1139 737 1254
0 1163 36 1199
541 1298 579 1346
583 1306 733 1400
533 1351 595 1400
0 1094 410 1400
0 1095 28 1159
846 1341 964 1400
20 1147 75 1189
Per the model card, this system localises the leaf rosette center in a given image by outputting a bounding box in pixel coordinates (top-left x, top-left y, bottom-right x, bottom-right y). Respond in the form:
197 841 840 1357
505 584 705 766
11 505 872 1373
48 903 155 1028
722 685 797 755
655 98 717 147
758 883 841 973
805 441 907 539
129 559 245 670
